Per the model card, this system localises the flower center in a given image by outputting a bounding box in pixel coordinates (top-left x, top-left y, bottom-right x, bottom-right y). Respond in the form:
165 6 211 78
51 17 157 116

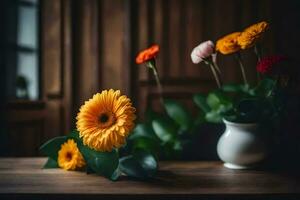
65 152 73 161
99 113 109 123
98 112 115 128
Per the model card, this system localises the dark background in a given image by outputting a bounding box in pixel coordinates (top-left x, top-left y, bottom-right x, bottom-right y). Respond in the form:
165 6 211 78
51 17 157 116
0 0 300 162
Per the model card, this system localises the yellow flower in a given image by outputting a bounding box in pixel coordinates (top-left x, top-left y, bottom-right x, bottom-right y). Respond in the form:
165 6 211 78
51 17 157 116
216 32 241 55
76 89 136 152
237 21 269 49
58 139 85 170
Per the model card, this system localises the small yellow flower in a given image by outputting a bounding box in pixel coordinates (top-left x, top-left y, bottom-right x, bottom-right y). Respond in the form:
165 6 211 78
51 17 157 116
76 89 136 152
58 139 85 170
237 21 269 49
216 32 241 55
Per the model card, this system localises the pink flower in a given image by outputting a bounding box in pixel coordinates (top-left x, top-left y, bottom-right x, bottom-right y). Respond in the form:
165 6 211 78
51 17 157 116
191 40 215 64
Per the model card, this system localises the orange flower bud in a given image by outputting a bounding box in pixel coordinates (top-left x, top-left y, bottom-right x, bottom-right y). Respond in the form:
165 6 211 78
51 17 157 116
136 44 160 64
237 21 269 49
216 32 241 55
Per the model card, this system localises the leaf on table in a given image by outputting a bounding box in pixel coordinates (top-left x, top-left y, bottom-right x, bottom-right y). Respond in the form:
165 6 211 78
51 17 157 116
78 144 119 181
68 130 81 141
39 136 68 161
43 158 58 168
119 150 157 179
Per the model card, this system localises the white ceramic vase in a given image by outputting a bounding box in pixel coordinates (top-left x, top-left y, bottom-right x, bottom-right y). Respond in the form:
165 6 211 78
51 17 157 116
217 119 267 169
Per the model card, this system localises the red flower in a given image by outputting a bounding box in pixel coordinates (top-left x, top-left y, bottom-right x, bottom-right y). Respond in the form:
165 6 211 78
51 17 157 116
256 55 287 75
136 44 159 64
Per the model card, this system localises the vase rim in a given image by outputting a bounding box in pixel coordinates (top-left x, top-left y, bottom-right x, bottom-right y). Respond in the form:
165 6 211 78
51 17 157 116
222 118 258 127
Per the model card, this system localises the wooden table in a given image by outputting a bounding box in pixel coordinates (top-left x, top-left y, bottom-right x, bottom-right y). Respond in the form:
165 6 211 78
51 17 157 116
0 158 299 200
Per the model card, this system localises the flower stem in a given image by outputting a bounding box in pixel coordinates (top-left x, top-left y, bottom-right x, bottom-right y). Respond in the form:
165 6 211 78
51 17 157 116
254 45 261 61
235 53 248 85
210 64 222 88
211 53 221 75
254 45 262 82
203 59 222 88
147 60 164 106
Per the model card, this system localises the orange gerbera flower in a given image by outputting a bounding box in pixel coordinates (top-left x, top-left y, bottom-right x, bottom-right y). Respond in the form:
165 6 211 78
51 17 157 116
136 44 160 64
58 139 85 170
237 21 269 49
76 89 136 152
216 32 241 55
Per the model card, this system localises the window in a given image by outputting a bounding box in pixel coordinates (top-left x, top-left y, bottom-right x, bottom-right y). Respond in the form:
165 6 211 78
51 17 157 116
15 0 39 100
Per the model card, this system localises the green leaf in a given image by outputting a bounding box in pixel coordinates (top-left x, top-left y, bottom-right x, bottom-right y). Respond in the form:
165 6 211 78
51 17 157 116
152 117 177 143
206 92 224 110
207 91 232 110
254 78 276 97
193 94 210 113
173 140 183 151
68 130 80 140
110 167 122 181
222 83 251 93
43 158 58 168
205 110 223 123
78 145 119 181
164 100 192 130
132 136 161 158
222 83 243 93
241 84 251 93
119 150 157 179
39 136 68 161
206 91 233 116
68 130 84 146
129 123 159 141
207 92 220 110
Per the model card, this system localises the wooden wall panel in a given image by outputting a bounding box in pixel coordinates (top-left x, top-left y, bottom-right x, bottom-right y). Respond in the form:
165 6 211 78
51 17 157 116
7 101 45 156
41 0 65 141
153 0 163 77
62 0 73 132
8 122 43 156
137 0 150 81
168 0 181 78
100 0 125 91
72 0 100 109
41 0 62 97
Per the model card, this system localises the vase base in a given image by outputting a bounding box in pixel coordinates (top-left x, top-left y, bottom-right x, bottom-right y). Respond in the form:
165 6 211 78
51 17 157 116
224 163 253 169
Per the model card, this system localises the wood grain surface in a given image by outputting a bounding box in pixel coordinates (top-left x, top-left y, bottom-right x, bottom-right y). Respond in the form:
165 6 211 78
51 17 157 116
0 158 299 200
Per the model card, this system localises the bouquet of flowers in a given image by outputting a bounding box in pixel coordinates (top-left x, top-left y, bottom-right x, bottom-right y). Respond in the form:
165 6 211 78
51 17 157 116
191 21 290 124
